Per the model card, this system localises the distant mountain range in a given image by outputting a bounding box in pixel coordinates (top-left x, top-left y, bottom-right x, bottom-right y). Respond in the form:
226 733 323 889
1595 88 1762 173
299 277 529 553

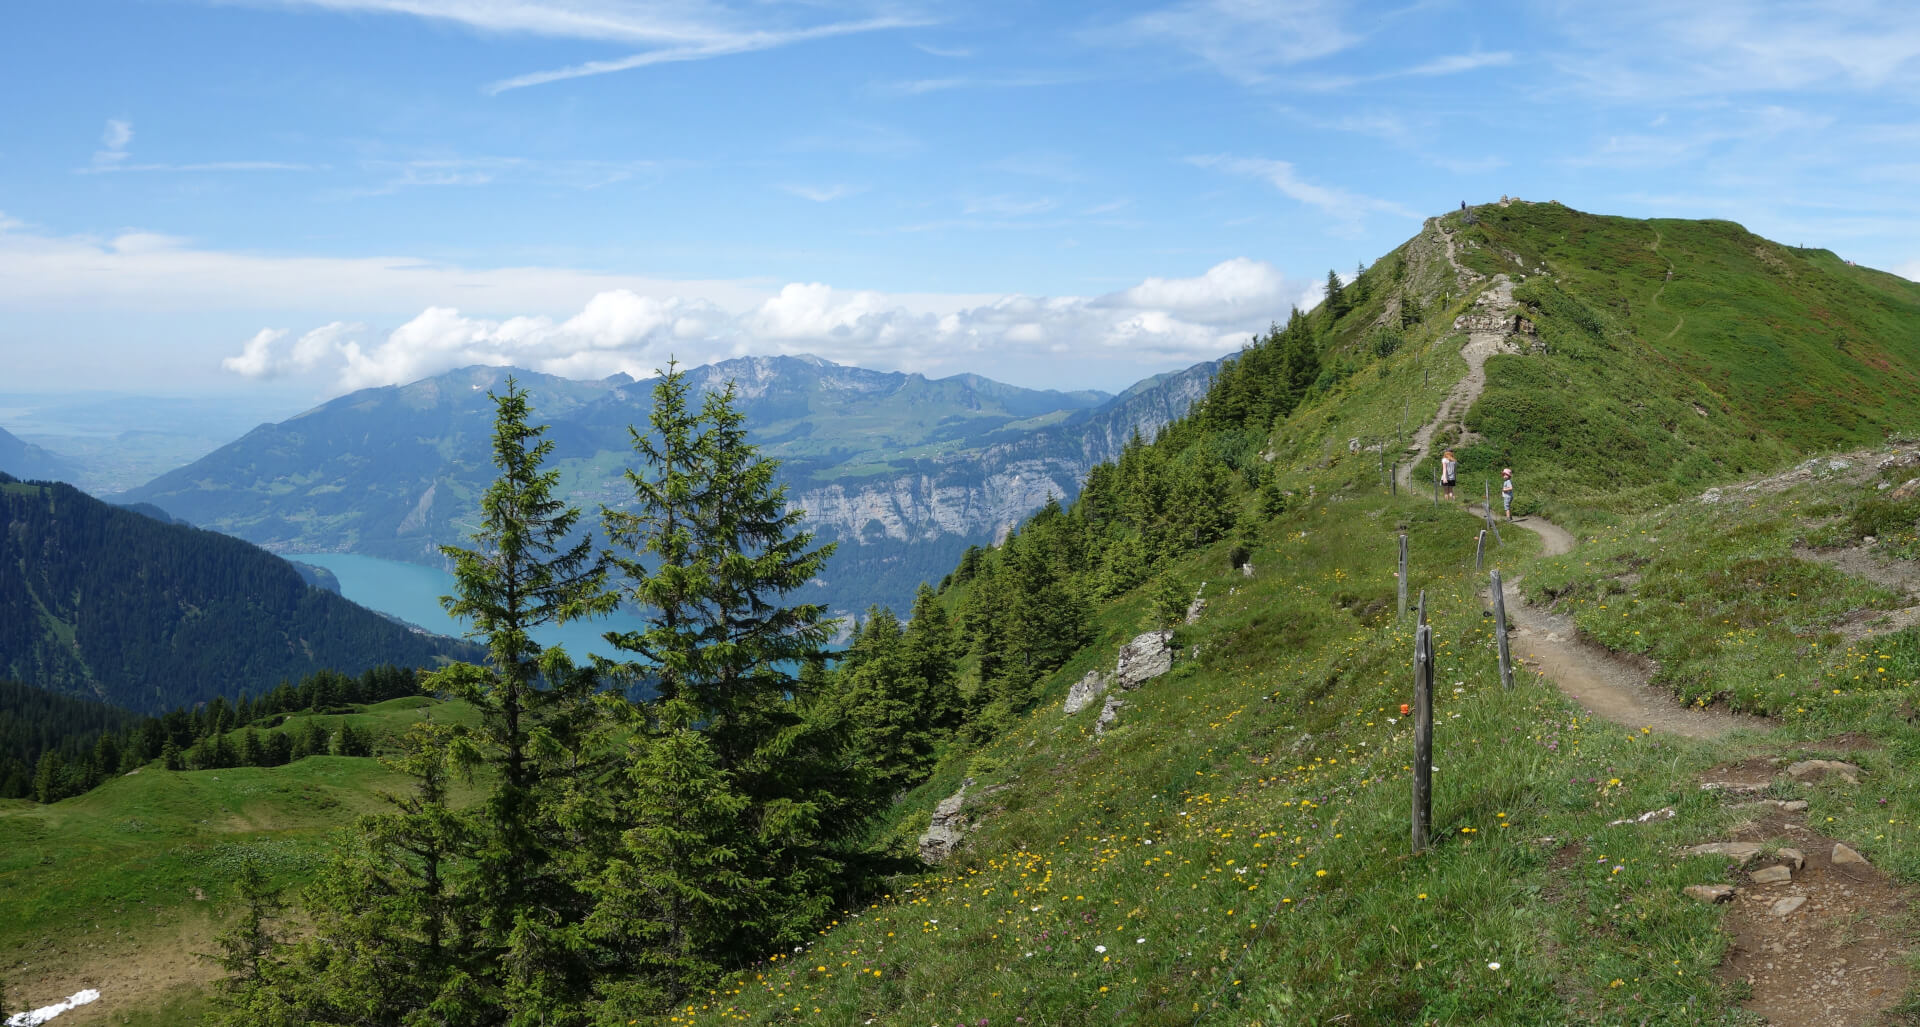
0 425 75 482
0 473 479 713
123 355 1219 613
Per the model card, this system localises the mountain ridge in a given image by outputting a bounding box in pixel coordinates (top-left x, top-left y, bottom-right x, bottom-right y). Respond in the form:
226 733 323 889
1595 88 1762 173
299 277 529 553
121 354 1217 612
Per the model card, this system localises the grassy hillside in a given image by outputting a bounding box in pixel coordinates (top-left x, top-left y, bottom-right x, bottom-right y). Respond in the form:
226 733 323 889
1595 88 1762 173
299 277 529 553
0 697 479 1025
616 208 1920 1024
9 204 1920 1025
640 458 1920 1027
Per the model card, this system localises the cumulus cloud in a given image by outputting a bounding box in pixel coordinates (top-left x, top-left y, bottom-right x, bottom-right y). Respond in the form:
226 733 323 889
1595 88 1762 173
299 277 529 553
1897 259 1920 282
221 328 287 378
223 258 1300 393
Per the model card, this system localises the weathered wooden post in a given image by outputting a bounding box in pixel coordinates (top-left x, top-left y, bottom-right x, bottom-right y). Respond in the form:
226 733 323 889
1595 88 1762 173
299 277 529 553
1474 529 1486 571
1482 488 1502 545
1411 613 1434 854
1397 533 1409 620
1390 459 1397 497
1432 462 1439 508
1492 569 1514 690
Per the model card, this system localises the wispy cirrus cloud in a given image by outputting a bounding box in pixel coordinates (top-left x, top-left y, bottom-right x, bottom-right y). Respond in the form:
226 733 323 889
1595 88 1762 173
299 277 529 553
489 16 924 93
239 1 924 92
779 183 864 203
78 118 313 174
1102 0 1358 84
1188 154 1417 223
1548 0 1920 100
877 72 1075 95
343 156 663 195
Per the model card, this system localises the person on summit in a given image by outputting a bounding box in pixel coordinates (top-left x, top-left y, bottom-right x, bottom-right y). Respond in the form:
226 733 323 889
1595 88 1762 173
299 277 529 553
1441 450 1458 501
1501 467 1514 520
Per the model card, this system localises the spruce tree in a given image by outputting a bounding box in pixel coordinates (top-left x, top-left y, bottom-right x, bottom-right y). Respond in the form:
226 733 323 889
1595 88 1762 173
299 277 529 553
1324 268 1348 321
431 376 606 970
592 363 853 1011
902 583 964 731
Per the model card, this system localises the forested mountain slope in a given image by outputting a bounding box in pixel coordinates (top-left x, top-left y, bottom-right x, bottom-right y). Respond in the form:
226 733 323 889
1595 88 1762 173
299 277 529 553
0 474 478 713
121 355 1217 614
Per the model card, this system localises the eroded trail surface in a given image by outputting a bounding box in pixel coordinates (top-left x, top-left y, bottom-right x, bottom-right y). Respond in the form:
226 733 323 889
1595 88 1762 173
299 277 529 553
1396 276 1522 493
1693 753 1915 1026
1478 506 1761 739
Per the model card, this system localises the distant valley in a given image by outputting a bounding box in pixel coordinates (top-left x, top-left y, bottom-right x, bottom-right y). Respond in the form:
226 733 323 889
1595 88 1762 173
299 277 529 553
120 354 1218 614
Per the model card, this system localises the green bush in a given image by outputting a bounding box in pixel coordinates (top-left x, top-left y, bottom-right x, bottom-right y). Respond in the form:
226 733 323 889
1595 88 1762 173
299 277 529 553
1851 494 1920 539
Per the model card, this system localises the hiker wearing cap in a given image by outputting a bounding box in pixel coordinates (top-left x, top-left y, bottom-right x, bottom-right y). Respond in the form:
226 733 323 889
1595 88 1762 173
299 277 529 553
1441 450 1458 501
1501 468 1514 520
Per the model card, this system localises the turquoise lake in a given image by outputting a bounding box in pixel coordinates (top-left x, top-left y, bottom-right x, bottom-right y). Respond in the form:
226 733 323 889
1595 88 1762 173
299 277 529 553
290 552 647 664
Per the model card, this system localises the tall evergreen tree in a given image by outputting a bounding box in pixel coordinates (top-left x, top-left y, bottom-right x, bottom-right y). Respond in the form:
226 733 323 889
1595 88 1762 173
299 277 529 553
431 375 607 974
1324 268 1348 322
592 363 855 1012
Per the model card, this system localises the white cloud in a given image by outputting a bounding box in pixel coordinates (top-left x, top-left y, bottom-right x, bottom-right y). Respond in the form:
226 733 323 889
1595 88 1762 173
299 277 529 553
97 119 132 164
1549 0 1920 100
962 195 1056 217
81 116 311 174
1102 257 1292 323
486 16 923 93
221 328 287 378
232 1 921 92
1897 260 1920 282
1189 154 1417 222
779 183 862 202
0 219 769 314
914 42 971 58
218 258 1299 393
1107 0 1358 84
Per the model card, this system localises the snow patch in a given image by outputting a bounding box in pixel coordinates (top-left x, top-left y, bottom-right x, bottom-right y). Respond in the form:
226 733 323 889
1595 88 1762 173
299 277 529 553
6 990 100 1026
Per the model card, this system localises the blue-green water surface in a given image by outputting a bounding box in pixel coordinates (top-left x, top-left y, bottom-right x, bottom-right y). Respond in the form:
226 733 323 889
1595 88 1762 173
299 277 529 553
290 552 646 664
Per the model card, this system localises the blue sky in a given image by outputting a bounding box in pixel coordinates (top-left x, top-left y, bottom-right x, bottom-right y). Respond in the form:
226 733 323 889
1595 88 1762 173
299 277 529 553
2 0 1916 399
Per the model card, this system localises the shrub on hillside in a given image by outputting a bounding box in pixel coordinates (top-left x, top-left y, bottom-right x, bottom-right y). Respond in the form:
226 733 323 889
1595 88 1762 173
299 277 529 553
1850 494 1920 541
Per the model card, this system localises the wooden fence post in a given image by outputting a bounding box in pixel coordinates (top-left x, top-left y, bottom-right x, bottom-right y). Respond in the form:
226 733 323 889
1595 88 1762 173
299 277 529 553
1492 569 1514 690
1432 462 1439 507
1412 616 1434 854
1475 529 1486 571
1398 534 1409 620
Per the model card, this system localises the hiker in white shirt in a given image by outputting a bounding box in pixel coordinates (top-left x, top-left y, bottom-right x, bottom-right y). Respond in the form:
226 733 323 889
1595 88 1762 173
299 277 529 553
1441 450 1458 501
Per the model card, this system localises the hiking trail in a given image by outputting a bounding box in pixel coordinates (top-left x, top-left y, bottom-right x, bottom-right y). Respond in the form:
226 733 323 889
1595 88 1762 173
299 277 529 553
1650 227 1686 342
1469 503 1760 739
1395 230 1522 493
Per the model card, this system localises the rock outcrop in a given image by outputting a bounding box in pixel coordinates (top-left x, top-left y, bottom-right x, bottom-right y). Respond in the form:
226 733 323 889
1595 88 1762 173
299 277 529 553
1063 669 1109 715
1114 630 1173 690
918 783 970 864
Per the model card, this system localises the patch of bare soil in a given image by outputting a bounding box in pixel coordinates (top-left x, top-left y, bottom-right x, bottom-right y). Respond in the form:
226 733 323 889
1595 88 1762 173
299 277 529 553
1796 545 1920 601
5 915 220 1025
1700 803 1914 1027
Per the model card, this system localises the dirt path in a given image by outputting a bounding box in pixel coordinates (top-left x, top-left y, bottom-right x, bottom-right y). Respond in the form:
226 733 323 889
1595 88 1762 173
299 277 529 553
1395 244 1520 493
1650 228 1686 342
1693 754 1915 1026
1476 505 1762 739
